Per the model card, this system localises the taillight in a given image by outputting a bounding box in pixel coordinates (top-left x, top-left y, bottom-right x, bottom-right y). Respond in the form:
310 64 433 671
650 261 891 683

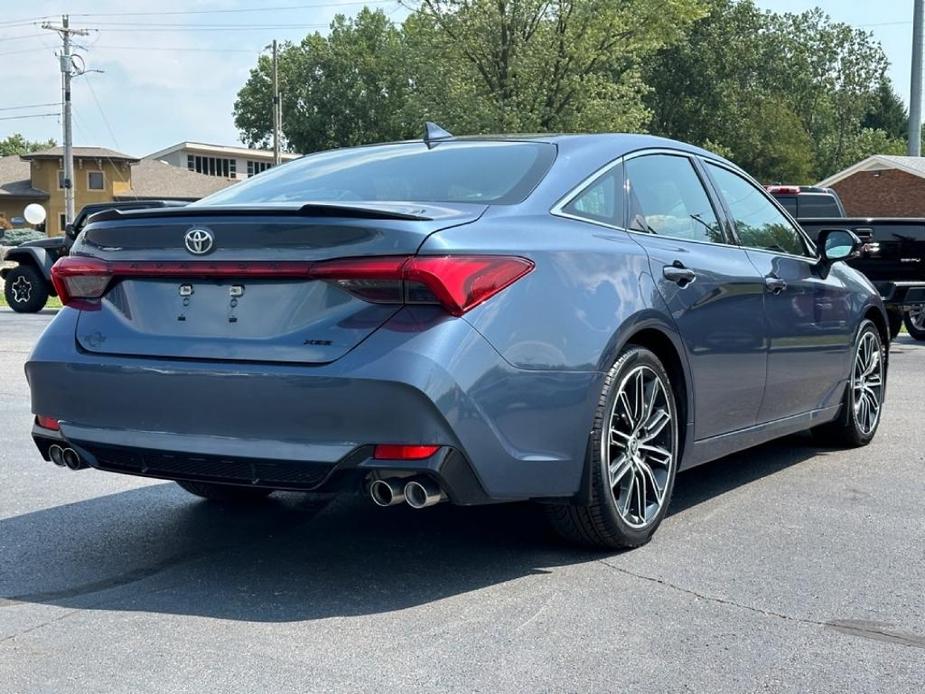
51 256 112 309
316 255 534 316
48 254 534 316
766 185 801 195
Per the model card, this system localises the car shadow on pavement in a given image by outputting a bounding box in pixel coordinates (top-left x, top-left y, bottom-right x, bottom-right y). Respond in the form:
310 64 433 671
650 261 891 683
1 434 821 623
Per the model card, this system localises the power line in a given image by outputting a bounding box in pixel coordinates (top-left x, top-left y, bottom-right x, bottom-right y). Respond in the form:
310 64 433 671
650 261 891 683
0 102 60 112
0 112 60 122
91 44 264 54
0 32 48 42
69 1 398 18
72 23 330 31
0 46 54 57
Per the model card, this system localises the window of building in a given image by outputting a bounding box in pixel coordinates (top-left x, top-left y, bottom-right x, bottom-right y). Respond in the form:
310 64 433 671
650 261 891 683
187 154 236 178
87 171 105 190
247 160 273 177
59 213 66 234
57 170 65 190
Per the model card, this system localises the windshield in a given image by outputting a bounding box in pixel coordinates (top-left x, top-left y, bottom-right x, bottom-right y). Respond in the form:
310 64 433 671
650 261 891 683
195 141 556 207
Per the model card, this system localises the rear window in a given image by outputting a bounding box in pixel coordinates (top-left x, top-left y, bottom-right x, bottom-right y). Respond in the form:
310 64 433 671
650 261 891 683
798 194 841 218
196 141 556 206
775 196 798 216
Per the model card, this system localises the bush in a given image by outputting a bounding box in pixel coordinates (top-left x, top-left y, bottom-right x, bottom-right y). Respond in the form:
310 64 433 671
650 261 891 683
1 228 47 247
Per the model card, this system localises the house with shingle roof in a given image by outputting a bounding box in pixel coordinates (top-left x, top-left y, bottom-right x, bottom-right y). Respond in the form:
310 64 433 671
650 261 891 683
0 145 239 236
817 155 925 217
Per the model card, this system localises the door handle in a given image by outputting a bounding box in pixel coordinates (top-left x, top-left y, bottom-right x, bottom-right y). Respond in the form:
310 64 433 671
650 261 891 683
663 263 696 287
765 275 787 294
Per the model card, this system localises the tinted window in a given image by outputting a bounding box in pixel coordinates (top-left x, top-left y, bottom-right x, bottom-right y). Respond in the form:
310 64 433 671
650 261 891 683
707 163 809 257
776 196 798 216
625 155 723 244
798 194 841 218
196 141 556 206
563 163 624 227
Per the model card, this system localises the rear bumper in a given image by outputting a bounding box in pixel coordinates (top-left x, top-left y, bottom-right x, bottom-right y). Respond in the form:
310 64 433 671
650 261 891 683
26 307 602 502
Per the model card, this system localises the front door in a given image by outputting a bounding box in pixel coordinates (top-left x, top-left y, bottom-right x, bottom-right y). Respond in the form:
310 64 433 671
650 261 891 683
624 152 768 440
703 161 854 422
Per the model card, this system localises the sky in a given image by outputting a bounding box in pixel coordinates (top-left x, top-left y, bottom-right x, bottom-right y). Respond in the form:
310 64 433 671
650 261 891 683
0 0 917 157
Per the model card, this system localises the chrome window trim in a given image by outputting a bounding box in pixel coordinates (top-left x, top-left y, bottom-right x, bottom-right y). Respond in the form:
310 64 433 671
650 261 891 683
551 148 739 249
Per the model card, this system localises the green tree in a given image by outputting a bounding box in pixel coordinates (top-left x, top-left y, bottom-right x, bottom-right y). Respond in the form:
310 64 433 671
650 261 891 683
408 0 706 134
645 1 890 182
862 79 907 139
234 1 706 151
234 8 415 153
0 133 56 157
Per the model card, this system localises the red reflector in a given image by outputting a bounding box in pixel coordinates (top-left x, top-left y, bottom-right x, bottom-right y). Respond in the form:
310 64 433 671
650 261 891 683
36 415 60 431
373 444 440 460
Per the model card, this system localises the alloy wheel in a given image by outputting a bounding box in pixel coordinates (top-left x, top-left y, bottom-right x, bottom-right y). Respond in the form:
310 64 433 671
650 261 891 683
909 305 925 331
852 330 883 436
605 365 676 529
10 275 32 304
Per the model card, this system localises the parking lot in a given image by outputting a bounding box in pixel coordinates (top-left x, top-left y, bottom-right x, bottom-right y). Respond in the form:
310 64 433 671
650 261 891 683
0 308 923 692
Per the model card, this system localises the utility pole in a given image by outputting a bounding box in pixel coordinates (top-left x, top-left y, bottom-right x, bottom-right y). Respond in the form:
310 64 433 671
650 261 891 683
272 39 281 166
42 15 89 226
910 0 924 156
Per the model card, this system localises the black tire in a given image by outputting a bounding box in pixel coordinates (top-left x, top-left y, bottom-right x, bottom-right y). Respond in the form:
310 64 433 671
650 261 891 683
175 480 274 503
887 310 903 340
902 308 925 341
546 346 679 549
3 264 49 313
812 319 885 447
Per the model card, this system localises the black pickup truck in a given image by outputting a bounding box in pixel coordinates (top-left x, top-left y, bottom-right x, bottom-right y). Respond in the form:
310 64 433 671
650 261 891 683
768 186 925 340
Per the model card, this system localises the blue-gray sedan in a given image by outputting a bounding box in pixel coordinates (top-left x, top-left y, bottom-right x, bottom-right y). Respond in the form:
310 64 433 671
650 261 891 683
28 131 888 548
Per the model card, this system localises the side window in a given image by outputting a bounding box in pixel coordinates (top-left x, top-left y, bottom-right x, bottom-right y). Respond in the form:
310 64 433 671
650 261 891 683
562 163 624 227
707 163 810 257
625 154 724 244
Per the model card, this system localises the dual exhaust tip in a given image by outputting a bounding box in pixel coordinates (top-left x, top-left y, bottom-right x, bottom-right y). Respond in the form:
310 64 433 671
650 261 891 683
48 444 87 471
369 477 446 509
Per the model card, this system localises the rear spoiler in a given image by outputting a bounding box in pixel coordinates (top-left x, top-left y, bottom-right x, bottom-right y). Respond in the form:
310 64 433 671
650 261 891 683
88 202 440 224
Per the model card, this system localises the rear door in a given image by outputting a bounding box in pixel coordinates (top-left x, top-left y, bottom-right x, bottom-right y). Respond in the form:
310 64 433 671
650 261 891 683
624 152 767 440
72 204 485 364
704 162 854 422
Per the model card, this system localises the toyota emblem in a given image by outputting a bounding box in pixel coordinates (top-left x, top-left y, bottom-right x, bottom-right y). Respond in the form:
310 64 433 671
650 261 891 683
184 228 214 255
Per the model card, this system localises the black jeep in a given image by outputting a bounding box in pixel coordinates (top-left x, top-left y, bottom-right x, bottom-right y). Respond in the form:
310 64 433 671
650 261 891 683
2 200 186 313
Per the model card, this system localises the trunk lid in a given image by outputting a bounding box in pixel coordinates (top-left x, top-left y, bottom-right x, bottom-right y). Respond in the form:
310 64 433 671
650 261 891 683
72 203 485 364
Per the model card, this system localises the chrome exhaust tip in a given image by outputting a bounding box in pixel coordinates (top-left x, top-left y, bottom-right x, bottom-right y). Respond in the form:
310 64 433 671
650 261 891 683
62 447 86 470
404 478 446 509
48 444 66 467
369 478 406 507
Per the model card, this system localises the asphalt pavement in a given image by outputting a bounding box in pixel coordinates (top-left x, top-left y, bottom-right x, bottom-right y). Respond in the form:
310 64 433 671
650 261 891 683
1 307 923 693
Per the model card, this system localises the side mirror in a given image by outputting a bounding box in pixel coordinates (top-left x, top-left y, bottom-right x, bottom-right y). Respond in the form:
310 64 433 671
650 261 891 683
818 228 860 265
65 223 77 240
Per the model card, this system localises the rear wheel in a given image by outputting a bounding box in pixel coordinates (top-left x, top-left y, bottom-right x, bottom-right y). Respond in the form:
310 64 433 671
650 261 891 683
175 480 274 503
812 320 884 447
903 306 925 341
546 346 678 549
3 265 48 313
